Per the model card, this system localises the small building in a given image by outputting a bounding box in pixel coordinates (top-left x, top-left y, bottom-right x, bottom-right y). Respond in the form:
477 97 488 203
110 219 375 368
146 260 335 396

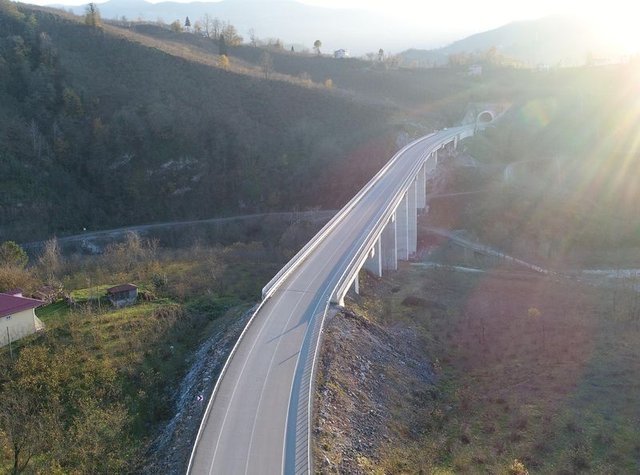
106 284 138 308
468 64 482 76
0 293 45 347
334 49 349 59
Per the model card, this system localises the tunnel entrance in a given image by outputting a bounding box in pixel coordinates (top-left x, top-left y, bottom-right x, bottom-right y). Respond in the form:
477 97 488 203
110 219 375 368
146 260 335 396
477 111 494 123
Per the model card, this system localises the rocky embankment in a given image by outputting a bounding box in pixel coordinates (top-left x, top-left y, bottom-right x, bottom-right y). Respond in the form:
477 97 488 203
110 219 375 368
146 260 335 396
143 309 253 474
314 300 435 473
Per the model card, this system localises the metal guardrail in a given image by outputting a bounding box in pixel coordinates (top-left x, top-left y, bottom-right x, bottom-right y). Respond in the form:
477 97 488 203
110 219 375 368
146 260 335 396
330 126 474 304
187 133 435 474
260 132 439 301
187 125 473 474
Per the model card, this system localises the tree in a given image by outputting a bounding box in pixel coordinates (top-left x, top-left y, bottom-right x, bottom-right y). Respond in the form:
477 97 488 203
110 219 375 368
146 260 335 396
170 19 183 33
248 28 257 46
218 54 229 70
378 48 384 61
201 13 215 38
184 16 191 30
0 242 28 269
218 35 228 55
260 51 273 80
84 3 101 28
0 382 57 475
221 23 242 46
38 238 62 284
313 39 322 55
211 17 221 39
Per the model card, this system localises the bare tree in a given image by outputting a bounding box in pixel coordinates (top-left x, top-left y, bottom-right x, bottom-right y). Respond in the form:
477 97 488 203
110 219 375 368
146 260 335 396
39 238 62 284
212 17 221 39
248 28 257 46
261 51 274 80
201 13 214 38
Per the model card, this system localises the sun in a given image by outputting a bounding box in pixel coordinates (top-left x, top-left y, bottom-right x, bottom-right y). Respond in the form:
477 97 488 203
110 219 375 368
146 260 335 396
591 12 640 55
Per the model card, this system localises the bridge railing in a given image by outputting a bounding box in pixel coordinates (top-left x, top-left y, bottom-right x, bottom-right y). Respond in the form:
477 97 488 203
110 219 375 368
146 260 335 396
330 126 473 304
260 132 437 301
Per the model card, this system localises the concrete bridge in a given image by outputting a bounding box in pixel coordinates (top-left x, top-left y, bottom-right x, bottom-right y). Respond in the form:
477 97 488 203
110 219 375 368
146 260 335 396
187 122 483 475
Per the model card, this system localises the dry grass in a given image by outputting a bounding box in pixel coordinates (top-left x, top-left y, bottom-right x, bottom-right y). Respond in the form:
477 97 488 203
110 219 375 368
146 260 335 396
355 264 640 473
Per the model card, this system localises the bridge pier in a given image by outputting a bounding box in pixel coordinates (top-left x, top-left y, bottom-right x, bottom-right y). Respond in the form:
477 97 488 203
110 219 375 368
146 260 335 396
408 180 417 256
381 214 397 271
425 152 437 174
396 193 409 260
417 163 427 212
364 238 382 277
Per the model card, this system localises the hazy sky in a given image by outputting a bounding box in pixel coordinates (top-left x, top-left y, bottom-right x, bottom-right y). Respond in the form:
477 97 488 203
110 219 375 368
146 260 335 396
18 0 640 52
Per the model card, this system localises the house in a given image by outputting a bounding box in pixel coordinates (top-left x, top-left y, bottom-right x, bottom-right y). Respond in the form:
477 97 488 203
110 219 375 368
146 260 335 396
106 284 138 308
468 64 482 76
0 292 45 347
334 49 349 59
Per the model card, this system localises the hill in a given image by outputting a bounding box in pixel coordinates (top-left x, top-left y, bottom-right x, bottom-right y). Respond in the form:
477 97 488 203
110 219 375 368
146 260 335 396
0 2 507 242
401 16 622 67
0 2 398 241
46 0 444 55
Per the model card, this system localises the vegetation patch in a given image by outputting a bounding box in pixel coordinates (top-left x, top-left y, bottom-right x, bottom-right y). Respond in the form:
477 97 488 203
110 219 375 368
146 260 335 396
315 263 640 473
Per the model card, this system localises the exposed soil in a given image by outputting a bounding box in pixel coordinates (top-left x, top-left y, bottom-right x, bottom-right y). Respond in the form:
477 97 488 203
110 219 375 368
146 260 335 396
313 279 436 473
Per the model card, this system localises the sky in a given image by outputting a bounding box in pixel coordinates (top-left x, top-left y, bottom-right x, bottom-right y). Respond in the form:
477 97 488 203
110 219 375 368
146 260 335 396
18 0 640 53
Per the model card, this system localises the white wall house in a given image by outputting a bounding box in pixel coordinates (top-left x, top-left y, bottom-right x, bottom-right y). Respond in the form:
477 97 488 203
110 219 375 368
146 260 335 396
0 292 45 347
468 64 482 76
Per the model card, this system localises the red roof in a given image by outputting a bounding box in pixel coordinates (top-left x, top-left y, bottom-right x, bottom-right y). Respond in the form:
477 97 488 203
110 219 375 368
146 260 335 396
0 293 44 319
107 284 138 295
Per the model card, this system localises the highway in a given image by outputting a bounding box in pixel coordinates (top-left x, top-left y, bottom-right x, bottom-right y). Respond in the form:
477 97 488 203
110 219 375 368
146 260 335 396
187 125 473 475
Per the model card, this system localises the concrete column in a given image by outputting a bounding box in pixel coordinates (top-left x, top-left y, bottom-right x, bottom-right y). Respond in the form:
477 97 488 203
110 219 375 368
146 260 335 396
434 148 439 165
364 238 383 277
353 273 359 294
396 193 409 261
454 135 458 149
381 214 397 271
425 153 436 173
408 180 418 255
417 162 427 211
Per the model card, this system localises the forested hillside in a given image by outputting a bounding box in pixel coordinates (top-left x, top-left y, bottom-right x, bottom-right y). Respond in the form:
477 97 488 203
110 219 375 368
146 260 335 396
0 2 397 241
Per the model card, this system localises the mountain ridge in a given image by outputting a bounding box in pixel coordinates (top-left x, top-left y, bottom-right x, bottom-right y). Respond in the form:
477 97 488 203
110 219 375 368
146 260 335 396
400 16 622 67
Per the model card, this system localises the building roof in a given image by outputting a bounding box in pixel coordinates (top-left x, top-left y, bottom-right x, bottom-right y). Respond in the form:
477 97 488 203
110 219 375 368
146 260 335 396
0 293 44 319
107 283 138 295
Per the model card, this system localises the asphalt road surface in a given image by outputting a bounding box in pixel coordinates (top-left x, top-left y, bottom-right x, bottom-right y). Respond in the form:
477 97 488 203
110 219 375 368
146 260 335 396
188 127 471 475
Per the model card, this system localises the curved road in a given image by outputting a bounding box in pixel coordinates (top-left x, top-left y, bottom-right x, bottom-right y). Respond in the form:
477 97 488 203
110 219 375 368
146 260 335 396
188 126 472 475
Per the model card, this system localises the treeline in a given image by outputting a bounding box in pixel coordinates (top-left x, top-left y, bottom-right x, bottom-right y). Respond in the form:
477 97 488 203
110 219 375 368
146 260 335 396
0 2 394 241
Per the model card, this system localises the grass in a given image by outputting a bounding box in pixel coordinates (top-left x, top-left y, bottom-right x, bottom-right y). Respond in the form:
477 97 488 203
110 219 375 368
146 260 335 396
353 263 640 473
